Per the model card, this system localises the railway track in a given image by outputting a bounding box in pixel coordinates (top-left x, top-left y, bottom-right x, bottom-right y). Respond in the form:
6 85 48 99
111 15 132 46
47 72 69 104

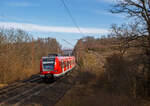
0 76 40 96
0 69 78 106
0 75 42 105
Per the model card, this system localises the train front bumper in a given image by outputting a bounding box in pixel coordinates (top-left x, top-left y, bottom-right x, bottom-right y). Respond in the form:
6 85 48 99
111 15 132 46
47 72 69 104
40 75 45 77
40 72 54 79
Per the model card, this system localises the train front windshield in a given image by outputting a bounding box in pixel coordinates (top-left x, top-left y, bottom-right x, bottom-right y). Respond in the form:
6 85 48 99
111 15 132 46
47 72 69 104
43 57 55 71
43 63 54 70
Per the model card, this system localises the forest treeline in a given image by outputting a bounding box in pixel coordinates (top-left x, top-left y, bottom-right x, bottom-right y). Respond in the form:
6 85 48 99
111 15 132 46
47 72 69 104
74 0 150 100
0 28 61 84
74 35 148 98
55 1 150 105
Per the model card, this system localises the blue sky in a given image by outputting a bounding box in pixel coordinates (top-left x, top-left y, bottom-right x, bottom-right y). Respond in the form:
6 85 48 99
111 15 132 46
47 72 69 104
0 0 127 49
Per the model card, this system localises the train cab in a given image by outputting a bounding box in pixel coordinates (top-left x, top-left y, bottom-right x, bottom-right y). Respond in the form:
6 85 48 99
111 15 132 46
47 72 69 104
40 54 75 80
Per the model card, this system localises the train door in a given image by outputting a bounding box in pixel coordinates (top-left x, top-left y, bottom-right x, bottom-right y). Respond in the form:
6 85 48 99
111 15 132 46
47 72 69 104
64 60 67 71
61 60 64 73
70 59 71 69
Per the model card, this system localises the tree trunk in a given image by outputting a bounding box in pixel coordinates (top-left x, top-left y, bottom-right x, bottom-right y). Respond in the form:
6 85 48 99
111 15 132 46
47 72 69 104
146 27 150 96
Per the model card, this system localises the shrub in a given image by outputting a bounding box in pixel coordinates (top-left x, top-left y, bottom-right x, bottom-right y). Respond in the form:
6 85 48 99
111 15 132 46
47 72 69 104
78 70 96 85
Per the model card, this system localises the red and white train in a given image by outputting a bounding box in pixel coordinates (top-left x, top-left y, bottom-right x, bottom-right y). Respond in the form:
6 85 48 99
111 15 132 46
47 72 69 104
40 54 75 79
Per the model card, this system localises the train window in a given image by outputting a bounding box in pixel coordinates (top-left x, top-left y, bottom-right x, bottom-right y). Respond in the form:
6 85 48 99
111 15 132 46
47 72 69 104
68 61 69 67
43 58 55 62
70 61 71 65
66 61 67 67
61 61 64 68
43 63 54 71
64 61 67 67
67 61 68 67
65 61 67 67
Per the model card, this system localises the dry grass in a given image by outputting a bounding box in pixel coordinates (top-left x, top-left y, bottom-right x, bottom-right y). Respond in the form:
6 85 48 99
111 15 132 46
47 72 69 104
56 46 150 105
0 84 8 88
0 28 61 84
56 73 144 106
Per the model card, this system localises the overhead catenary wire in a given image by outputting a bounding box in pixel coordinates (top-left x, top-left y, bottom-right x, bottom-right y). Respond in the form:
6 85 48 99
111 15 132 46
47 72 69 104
59 0 86 36
62 38 74 47
56 34 75 48
0 4 76 49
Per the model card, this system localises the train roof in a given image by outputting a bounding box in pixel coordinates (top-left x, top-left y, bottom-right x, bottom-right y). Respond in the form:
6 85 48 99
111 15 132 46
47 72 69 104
57 56 74 60
42 56 74 60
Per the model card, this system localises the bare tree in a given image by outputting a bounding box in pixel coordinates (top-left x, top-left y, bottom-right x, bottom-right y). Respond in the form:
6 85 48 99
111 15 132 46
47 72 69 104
111 0 150 47
0 28 62 83
110 22 148 55
111 0 150 96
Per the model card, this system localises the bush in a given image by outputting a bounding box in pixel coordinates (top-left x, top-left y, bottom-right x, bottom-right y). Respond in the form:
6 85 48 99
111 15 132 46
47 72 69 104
95 54 138 96
78 70 96 85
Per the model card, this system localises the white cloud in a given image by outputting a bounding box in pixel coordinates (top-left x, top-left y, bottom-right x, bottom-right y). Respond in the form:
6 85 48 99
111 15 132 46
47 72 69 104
96 0 113 3
0 22 109 34
96 0 118 3
104 0 114 2
94 10 125 18
5 2 33 7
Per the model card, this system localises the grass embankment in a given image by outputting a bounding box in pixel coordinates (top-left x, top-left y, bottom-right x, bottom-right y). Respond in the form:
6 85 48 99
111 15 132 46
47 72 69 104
56 50 149 106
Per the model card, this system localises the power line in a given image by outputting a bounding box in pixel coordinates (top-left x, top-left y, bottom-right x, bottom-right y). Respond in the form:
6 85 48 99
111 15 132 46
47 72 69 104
55 34 75 48
62 38 74 47
0 6 76 49
59 0 85 36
